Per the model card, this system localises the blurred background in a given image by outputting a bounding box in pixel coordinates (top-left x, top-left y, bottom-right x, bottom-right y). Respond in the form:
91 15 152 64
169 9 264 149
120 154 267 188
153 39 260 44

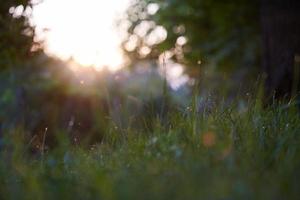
0 0 299 147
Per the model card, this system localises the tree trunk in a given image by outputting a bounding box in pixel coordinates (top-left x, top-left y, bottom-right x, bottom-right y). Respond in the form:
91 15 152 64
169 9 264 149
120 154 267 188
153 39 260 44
261 0 300 100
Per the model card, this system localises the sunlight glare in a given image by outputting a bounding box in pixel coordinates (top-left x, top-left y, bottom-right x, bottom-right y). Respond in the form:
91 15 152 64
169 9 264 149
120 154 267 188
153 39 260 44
32 0 130 71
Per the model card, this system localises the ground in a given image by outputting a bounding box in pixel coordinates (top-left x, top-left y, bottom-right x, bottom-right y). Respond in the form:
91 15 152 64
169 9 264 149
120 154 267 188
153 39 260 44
0 99 299 200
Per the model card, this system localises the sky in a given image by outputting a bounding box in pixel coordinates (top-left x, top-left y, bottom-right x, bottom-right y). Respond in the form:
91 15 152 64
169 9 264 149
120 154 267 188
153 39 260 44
32 0 130 71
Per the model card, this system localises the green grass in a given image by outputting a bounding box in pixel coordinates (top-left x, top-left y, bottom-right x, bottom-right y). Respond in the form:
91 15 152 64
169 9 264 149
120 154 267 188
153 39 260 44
0 99 299 200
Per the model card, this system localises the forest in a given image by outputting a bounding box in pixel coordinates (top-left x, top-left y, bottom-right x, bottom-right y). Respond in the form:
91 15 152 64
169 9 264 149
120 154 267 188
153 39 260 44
0 0 300 199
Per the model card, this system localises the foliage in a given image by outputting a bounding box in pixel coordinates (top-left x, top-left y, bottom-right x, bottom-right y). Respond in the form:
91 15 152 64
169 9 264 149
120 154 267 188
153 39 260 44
0 97 299 199
122 0 261 75
0 0 38 69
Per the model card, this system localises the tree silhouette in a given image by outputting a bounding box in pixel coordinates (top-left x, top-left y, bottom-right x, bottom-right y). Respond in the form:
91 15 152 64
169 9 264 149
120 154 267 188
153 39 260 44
0 0 39 69
123 0 300 99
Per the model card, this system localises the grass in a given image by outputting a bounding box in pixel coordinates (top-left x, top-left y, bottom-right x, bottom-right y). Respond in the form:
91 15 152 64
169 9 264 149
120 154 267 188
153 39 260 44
0 97 299 200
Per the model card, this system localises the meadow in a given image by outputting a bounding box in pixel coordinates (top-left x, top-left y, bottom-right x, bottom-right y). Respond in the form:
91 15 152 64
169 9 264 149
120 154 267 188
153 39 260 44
0 94 299 200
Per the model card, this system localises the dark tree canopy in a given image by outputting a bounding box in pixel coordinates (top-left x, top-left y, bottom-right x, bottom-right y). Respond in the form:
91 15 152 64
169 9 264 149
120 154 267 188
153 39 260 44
122 0 300 99
0 0 38 69
122 0 261 76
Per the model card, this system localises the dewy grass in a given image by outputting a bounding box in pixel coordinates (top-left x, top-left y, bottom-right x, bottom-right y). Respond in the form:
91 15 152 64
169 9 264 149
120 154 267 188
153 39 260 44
0 98 299 200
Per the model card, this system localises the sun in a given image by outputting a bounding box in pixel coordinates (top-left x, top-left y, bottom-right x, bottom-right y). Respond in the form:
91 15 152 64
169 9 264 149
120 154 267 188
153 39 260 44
32 0 130 71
